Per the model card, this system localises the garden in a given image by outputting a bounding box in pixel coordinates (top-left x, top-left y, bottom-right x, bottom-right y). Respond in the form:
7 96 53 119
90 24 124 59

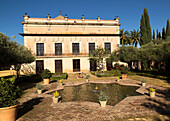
0 8 170 120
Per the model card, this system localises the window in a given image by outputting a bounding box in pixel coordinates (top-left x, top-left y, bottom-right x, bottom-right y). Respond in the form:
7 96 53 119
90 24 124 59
36 43 44 56
105 43 111 54
55 43 62 55
89 43 95 55
72 43 79 55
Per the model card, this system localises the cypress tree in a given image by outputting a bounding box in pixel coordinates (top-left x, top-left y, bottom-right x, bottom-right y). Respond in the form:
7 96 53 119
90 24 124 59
153 29 155 39
144 8 152 43
166 19 170 39
162 27 166 40
166 20 170 35
156 29 159 39
140 8 152 45
159 32 161 39
140 14 147 45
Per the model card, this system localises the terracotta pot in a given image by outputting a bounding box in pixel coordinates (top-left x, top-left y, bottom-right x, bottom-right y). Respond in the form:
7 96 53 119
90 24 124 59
37 89 42 94
150 91 155 98
53 97 59 103
142 83 146 86
60 83 63 86
99 100 107 107
86 79 89 82
121 74 127 80
43 79 50 85
0 103 19 121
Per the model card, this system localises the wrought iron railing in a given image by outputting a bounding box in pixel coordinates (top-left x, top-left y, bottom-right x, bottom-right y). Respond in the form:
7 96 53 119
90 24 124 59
34 53 89 57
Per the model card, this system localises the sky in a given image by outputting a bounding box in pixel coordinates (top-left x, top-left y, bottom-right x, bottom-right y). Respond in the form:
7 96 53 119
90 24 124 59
0 0 170 45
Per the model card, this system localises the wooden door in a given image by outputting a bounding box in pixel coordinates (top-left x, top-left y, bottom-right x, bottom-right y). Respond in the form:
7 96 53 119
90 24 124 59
55 60 62 73
36 60 44 74
90 60 96 71
73 59 80 72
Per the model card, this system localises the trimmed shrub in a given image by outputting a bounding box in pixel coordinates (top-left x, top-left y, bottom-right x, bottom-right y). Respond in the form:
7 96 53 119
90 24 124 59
41 69 52 79
51 73 68 80
15 74 42 84
0 77 21 107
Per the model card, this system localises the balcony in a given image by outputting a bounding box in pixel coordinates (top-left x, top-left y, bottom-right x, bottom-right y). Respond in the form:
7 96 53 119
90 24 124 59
34 53 89 58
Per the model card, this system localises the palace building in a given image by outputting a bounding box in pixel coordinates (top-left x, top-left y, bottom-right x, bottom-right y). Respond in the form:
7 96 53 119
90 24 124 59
20 13 121 74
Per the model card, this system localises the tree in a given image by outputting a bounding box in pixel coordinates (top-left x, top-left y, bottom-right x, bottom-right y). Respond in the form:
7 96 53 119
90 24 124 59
156 29 159 39
162 27 166 40
144 8 152 42
140 14 147 45
159 32 161 39
90 46 107 72
118 46 139 69
0 33 35 76
166 19 170 38
120 29 131 46
130 29 141 47
153 29 155 40
140 8 152 45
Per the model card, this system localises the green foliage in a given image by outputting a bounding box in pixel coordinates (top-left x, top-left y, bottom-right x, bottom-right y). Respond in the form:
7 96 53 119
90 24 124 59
158 32 161 39
41 69 52 79
96 72 114 77
121 67 128 74
0 33 35 72
166 19 170 37
97 91 109 101
36 83 43 90
130 29 141 47
120 29 131 46
51 73 68 80
15 74 42 84
153 29 155 40
119 46 139 63
111 69 122 76
162 27 166 40
53 91 59 98
85 75 90 79
107 51 119 63
140 8 152 45
156 29 159 39
0 77 21 107
90 47 107 71
141 78 146 83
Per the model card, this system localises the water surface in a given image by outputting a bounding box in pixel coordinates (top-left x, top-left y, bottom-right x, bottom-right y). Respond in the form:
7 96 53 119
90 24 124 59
58 83 141 106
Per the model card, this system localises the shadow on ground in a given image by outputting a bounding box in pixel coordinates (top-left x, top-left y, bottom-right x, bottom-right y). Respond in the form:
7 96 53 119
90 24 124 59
17 97 44 119
142 88 170 120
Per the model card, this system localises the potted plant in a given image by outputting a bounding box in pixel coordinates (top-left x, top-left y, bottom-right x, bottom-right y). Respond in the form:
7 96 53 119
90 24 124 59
97 91 109 107
117 77 120 82
150 88 156 98
53 91 59 103
36 84 43 94
59 79 63 86
0 77 21 121
141 78 146 86
85 75 90 82
121 68 128 80
41 69 52 85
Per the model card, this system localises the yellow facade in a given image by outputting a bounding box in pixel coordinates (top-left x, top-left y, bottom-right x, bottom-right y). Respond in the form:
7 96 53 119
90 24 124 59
20 14 121 74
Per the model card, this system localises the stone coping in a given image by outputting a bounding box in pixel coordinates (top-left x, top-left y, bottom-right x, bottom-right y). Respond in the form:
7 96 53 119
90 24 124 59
18 78 169 121
43 78 156 107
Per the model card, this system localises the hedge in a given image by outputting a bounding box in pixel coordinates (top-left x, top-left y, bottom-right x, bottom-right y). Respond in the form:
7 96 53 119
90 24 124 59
51 73 68 80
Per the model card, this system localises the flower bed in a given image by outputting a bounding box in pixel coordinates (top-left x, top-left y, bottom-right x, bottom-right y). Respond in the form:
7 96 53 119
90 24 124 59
76 73 86 79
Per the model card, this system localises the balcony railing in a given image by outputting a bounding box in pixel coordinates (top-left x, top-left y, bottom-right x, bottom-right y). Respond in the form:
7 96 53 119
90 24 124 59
34 53 89 57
